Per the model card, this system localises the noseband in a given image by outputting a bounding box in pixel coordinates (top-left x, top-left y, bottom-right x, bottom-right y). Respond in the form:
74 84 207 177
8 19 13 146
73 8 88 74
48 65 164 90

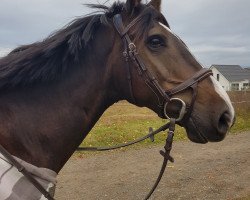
113 9 212 123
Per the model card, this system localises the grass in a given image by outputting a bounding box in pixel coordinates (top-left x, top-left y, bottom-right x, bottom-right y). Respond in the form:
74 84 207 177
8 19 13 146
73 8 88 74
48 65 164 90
229 91 250 133
80 92 250 148
81 102 187 148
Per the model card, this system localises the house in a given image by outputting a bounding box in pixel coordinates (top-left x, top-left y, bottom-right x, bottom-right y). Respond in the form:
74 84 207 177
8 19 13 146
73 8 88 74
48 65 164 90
210 65 250 91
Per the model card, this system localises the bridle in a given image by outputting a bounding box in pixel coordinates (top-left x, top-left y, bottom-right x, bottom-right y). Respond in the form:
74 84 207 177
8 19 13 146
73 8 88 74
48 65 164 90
112 7 213 124
0 7 213 200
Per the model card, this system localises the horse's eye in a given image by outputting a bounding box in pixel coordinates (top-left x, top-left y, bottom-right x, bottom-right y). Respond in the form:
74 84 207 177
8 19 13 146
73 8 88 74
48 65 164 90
147 35 166 50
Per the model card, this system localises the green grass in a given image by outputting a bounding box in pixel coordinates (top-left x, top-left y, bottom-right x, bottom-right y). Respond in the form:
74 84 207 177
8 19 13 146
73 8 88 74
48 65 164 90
231 112 250 133
80 92 250 148
229 91 250 133
81 102 187 148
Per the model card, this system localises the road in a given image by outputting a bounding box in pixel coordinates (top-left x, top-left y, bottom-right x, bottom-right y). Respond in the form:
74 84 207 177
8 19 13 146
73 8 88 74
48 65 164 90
55 132 250 200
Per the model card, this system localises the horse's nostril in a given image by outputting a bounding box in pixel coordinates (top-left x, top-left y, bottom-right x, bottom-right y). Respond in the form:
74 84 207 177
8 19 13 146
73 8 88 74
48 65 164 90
218 111 232 135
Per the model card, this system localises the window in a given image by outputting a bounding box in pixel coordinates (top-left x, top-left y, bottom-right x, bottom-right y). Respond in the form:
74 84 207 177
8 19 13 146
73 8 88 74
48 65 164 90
217 74 220 81
231 83 239 91
243 83 250 90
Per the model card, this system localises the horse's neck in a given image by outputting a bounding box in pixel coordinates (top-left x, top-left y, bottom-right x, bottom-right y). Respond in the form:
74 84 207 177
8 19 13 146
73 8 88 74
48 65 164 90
0 60 118 173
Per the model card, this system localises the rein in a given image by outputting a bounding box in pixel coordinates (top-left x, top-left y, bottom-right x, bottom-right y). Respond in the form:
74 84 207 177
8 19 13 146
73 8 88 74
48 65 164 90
78 119 176 200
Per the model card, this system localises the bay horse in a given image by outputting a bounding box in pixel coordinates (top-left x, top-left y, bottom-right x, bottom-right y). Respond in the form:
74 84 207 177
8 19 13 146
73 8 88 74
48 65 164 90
0 0 235 199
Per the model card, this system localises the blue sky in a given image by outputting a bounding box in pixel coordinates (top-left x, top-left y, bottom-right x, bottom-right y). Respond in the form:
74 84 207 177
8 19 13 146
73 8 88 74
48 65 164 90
0 0 249 67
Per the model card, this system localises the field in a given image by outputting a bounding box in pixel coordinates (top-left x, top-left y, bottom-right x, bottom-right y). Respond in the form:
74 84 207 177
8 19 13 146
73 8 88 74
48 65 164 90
81 91 250 148
228 91 250 132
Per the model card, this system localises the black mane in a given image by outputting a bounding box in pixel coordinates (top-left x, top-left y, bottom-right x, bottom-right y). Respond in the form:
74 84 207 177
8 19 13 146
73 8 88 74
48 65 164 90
0 14 103 89
0 2 167 90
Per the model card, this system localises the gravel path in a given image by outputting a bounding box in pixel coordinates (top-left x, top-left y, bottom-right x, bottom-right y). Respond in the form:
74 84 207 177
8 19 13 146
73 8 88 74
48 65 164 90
55 132 250 200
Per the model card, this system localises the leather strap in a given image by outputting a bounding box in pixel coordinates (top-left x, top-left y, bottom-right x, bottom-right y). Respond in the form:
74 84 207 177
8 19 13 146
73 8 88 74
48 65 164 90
144 118 175 200
78 123 170 151
113 6 153 37
166 68 213 96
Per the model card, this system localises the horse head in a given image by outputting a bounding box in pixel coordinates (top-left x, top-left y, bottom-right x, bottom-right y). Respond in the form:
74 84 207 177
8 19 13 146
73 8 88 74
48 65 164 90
110 0 235 143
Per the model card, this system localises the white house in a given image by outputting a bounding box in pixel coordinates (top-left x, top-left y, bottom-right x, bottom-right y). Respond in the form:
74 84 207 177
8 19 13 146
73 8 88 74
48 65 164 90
210 65 250 91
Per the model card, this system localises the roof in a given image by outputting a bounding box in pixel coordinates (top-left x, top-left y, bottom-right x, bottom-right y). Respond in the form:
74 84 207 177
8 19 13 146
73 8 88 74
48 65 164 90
210 65 250 82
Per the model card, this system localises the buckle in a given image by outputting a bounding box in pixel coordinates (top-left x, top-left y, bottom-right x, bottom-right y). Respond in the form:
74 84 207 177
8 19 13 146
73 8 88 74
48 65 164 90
128 43 136 51
128 43 137 58
164 98 186 122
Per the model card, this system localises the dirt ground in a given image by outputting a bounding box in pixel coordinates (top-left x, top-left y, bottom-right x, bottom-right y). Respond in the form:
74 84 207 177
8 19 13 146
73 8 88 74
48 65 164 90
55 132 250 200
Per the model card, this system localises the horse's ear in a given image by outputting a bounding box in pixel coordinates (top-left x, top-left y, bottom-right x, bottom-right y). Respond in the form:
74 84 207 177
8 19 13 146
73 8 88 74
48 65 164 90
126 0 142 13
149 0 162 11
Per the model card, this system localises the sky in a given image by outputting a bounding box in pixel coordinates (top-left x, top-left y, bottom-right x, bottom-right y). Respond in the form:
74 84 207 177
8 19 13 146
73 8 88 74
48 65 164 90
0 0 249 67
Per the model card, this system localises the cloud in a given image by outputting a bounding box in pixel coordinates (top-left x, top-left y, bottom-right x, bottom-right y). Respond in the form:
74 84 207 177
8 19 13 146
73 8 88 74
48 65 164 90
162 0 250 66
0 47 12 58
192 45 249 54
0 0 93 46
0 0 249 66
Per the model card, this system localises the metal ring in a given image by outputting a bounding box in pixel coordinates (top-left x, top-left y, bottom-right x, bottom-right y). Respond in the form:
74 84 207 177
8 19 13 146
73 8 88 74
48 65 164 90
128 43 136 51
164 98 186 122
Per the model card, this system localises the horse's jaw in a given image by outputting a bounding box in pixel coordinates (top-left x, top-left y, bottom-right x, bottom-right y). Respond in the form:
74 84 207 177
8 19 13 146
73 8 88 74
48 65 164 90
156 110 224 144
185 119 208 144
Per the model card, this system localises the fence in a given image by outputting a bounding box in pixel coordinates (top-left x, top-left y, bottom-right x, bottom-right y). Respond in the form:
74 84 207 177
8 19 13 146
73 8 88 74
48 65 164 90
228 91 250 102
228 91 250 113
